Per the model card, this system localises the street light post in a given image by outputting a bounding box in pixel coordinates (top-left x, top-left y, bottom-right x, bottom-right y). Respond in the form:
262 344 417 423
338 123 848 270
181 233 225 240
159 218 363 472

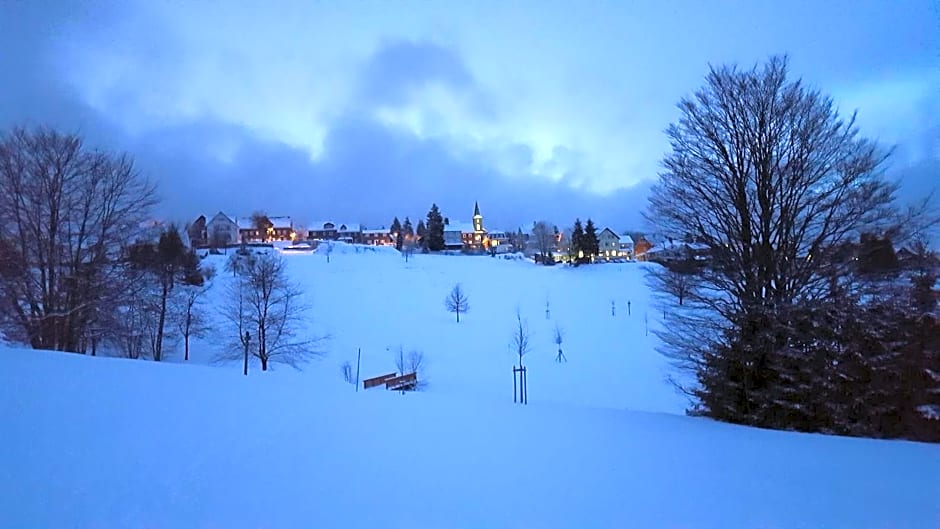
243 331 251 376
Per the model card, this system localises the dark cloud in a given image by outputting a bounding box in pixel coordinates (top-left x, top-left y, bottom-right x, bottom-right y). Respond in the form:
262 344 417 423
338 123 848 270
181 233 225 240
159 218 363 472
358 39 476 107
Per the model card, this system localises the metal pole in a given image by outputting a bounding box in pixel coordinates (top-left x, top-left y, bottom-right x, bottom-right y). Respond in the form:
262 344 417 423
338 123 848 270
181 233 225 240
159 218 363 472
355 348 361 392
243 331 250 376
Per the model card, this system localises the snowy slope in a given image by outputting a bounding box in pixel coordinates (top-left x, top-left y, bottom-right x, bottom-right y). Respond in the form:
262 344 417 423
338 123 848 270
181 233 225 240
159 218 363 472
2 347 938 529
192 247 688 414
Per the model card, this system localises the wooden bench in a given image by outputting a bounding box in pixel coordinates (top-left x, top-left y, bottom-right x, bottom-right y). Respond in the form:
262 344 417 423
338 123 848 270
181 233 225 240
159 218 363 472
363 372 397 389
385 372 418 391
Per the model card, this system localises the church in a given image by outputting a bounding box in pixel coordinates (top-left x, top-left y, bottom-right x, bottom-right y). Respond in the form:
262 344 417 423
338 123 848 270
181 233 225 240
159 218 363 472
443 202 489 252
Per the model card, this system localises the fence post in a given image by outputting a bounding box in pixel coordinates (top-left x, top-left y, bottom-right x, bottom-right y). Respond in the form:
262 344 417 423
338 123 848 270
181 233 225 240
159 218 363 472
355 348 361 392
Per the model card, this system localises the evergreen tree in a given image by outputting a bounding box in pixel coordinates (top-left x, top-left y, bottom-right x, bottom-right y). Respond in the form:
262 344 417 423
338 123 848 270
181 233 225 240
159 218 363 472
416 219 428 252
403 217 414 238
584 219 599 258
425 204 445 251
572 219 585 263
391 217 403 251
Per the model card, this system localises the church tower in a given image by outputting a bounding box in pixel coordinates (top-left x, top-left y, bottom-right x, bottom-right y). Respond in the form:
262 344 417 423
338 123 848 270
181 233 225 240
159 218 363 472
472 201 484 233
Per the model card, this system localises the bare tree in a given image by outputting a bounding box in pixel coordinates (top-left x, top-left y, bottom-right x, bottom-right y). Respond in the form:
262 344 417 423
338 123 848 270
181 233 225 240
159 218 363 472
531 221 556 264
395 346 428 389
0 126 156 352
647 55 919 423
445 283 469 322
553 323 566 362
250 211 273 242
176 282 210 361
218 252 326 371
510 309 531 368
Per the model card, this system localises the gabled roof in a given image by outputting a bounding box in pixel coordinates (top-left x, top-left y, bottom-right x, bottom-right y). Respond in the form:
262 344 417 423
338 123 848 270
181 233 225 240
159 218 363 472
207 211 236 226
619 234 634 245
599 227 619 238
309 221 360 232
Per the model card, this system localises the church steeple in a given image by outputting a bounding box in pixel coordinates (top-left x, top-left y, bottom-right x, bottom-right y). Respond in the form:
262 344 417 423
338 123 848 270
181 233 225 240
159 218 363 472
472 201 483 232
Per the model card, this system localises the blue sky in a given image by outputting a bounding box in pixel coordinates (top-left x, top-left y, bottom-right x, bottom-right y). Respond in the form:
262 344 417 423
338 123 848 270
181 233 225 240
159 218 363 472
1 0 937 231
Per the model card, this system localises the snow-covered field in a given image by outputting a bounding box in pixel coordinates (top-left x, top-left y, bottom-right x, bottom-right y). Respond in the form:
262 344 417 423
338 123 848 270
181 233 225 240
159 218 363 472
194 244 688 414
2 245 939 528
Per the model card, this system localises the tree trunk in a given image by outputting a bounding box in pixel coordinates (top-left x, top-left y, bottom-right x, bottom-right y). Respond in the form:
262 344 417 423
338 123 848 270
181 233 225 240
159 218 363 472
184 334 189 361
155 282 168 361
261 356 268 371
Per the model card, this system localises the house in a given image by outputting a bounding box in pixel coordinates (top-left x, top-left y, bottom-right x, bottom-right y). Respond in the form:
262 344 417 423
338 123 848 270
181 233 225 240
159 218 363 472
362 228 393 246
634 236 653 261
308 221 363 243
188 215 207 247
443 221 471 250
619 234 635 259
206 212 239 247
237 216 294 242
645 240 711 264
598 228 620 259
486 229 512 254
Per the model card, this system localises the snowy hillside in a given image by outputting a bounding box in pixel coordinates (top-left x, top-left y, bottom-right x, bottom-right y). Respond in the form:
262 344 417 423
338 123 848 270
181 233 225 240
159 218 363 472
3 346 939 528
192 246 688 414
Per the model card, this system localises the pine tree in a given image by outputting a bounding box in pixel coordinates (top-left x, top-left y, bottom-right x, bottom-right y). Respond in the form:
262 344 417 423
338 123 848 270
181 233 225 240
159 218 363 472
391 217 403 251
416 219 428 252
584 219 599 259
425 204 445 251
403 217 414 238
572 219 585 263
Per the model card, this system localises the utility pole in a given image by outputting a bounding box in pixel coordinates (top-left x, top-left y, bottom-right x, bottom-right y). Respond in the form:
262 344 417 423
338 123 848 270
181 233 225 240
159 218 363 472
243 331 251 376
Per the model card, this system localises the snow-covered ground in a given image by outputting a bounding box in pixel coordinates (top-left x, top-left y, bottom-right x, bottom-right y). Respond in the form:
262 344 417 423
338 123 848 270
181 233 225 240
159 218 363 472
3 347 939 528
193 244 688 414
2 246 939 528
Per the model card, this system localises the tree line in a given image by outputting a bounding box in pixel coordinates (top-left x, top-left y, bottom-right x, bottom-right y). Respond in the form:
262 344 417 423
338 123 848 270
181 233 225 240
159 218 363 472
648 55 939 442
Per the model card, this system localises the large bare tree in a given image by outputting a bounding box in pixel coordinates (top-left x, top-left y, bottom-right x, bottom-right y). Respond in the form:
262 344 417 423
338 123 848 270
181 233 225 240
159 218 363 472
531 221 556 264
647 56 905 423
219 252 325 371
0 126 156 351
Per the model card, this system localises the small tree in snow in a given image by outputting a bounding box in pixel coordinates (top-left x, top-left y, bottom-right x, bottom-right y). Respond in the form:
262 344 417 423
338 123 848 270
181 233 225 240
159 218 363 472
554 323 566 362
176 283 211 362
445 283 469 322
511 309 532 368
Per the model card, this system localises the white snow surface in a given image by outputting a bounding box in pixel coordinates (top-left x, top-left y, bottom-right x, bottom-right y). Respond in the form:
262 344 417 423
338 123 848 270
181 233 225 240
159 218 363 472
2 248 939 528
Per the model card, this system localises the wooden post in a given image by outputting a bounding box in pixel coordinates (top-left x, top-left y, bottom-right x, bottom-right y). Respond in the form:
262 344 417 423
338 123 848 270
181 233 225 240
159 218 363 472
522 366 528 405
355 348 361 392
243 331 250 376
627 300 631 316
513 366 518 403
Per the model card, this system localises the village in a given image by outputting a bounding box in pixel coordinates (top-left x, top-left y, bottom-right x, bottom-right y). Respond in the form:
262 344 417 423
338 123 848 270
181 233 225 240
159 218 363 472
181 201 710 265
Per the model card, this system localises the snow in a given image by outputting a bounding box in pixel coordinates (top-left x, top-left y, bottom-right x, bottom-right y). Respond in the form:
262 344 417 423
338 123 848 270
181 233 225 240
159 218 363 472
3 347 939 528
2 249 939 527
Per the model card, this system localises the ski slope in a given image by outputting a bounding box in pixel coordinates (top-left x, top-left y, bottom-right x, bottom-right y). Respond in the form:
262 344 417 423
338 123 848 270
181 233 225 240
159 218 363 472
2 347 938 528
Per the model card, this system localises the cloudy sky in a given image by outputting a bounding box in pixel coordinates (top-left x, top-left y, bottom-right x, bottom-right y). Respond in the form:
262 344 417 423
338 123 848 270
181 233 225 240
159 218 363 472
2 1 937 231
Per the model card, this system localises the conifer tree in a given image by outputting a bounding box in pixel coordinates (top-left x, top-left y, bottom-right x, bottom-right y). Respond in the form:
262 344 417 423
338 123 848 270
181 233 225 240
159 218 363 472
584 219 599 259
572 219 585 263
425 204 445 251
391 217 403 251
416 219 428 251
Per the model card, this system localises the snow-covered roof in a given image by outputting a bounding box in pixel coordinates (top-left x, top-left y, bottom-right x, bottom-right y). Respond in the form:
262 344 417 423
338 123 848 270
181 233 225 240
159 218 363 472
619 234 635 245
599 228 619 238
308 221 360 232
362 229 390 235
444 221 476 234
